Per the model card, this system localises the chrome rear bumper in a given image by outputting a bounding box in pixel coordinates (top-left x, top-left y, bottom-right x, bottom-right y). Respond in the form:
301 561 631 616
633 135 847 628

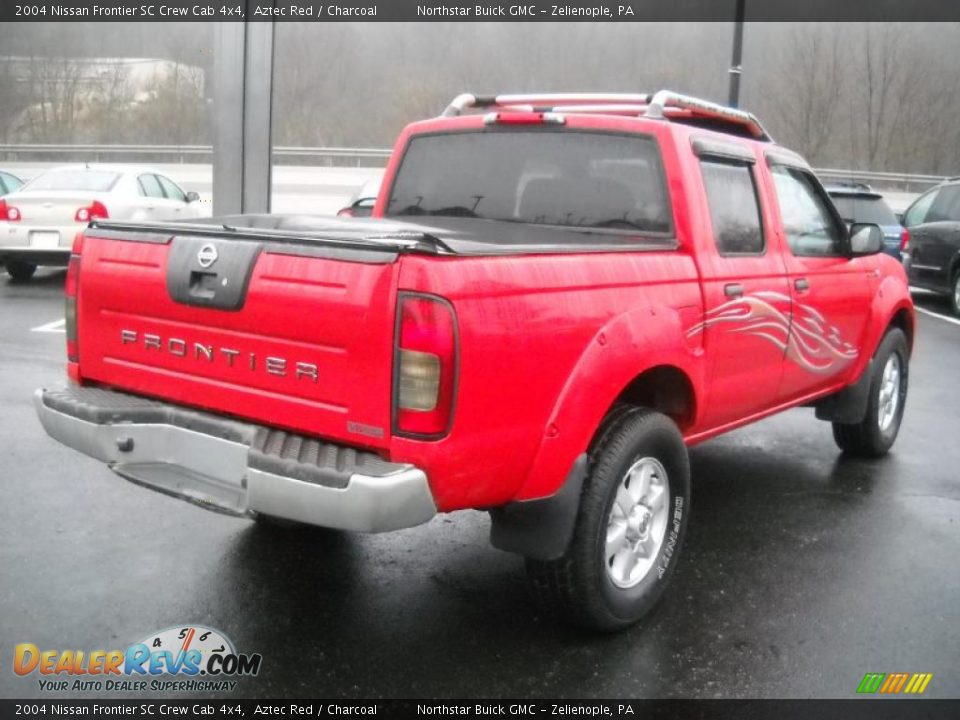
34 386 436 532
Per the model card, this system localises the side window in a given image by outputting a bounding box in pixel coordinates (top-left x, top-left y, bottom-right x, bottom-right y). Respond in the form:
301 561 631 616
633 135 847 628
157 175 187 202
138 174 164 199
904 188 938 227
770 165 846 257
926 185 960 223
700 160 764 255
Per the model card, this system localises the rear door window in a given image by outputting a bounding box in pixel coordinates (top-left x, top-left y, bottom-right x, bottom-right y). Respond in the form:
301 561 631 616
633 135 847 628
904 188 938 227
386 130 672 236
700 160 764 254
927 185 960 223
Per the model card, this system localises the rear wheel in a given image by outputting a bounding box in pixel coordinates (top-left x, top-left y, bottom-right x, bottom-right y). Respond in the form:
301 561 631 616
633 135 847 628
5 261 37 282
832 328 909 458
526 408 690 631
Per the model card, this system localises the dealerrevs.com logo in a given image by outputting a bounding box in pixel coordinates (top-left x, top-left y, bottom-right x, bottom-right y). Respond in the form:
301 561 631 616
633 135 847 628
14 625 262 693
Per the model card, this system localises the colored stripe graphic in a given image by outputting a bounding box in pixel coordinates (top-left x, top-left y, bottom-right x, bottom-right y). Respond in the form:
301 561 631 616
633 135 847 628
857 673 885 694
857 672 932 694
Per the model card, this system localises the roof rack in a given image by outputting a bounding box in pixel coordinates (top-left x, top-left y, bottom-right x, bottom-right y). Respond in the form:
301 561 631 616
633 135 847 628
441 91 773 142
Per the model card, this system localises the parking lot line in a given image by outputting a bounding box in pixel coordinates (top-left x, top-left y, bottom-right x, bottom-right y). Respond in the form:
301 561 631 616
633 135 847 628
31 318 66 333
914 306 960 328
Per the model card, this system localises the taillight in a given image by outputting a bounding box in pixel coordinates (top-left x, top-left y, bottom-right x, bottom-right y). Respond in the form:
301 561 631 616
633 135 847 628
900 228 910 252
75 200 108 223
65 233 84 364
0 198 21 222
394 294 458 438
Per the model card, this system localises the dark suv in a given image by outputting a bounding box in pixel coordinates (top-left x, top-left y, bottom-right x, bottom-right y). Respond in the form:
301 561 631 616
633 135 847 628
825 183 905 261
901 178 960 315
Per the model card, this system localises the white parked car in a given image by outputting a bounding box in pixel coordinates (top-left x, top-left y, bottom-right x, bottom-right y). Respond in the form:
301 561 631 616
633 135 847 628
0 164 203 281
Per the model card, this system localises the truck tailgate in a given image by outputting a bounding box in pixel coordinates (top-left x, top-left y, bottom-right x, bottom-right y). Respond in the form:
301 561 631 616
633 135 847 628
76 230 400 450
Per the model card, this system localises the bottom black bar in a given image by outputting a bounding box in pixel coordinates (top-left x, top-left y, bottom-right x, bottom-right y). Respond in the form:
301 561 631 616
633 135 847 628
2 700 960 720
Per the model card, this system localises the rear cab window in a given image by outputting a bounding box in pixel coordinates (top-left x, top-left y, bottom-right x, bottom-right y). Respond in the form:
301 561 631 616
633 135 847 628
829 194 898 226
385 130 673 238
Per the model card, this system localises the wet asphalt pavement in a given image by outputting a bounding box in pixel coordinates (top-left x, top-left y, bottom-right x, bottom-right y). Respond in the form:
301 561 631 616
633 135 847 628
1 268 958 700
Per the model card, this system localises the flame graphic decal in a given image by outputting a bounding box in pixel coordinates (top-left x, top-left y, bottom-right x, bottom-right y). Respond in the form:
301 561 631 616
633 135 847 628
687 291 858 374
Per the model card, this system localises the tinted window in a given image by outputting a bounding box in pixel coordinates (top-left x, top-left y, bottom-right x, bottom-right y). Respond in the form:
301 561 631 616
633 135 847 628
700 160 764 254
157 175 187 202
26 170 119 192
386 131 672 235
771 166 845 257
904 188 938 227
829 195 898 226
138 174 165 199
926 185 960 223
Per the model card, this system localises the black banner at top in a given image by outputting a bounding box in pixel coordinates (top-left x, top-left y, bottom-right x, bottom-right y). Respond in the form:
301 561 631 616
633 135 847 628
3 0 960 22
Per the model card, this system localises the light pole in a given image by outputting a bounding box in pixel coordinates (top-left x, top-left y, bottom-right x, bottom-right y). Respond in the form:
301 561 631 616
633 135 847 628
728 0 745 108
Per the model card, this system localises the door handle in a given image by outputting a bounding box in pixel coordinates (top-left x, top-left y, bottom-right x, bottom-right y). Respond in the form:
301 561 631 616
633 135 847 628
794 278 810 292
724 283 744 298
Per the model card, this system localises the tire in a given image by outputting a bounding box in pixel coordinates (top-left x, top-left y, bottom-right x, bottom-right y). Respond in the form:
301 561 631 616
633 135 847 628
6 261 37 282
832 328 909 458
526 408 691 631
950 270 960 317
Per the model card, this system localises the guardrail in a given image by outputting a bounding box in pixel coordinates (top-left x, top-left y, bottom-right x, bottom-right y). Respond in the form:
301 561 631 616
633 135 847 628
0 144 955 188
0 144 393 166
815 168 956 193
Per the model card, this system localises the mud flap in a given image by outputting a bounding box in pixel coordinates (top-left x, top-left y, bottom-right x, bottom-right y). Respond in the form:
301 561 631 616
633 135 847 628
489 454 587 561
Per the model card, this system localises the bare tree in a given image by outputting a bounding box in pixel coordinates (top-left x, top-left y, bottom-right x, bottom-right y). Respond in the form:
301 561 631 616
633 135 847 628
757 24 844 165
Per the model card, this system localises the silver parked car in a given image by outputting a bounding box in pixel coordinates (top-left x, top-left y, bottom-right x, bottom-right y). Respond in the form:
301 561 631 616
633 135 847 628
0 164 203 281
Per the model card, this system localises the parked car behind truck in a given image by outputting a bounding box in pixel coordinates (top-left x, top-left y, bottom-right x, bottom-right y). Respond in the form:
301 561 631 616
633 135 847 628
825 182 906 261
0 164 202 281
35 91 914 630
901 177 960 315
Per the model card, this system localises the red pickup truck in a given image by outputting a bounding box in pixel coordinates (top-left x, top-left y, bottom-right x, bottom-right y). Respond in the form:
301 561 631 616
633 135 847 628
36 92 914 630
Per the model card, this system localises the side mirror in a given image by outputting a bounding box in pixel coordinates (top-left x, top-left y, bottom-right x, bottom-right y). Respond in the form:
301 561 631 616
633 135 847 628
849 223 883 257
185 191 200 203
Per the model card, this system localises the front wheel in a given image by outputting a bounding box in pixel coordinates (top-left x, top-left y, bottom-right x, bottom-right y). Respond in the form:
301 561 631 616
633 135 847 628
5 261 37 282
832 328 909 458
526 408 691 631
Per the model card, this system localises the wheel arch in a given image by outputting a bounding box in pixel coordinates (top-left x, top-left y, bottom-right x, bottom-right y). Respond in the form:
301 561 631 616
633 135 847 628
888 305 915 353
512 304 703 503
605 365 697 435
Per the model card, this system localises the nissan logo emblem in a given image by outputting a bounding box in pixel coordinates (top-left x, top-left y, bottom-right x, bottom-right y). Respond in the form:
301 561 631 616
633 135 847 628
197 244 218 268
